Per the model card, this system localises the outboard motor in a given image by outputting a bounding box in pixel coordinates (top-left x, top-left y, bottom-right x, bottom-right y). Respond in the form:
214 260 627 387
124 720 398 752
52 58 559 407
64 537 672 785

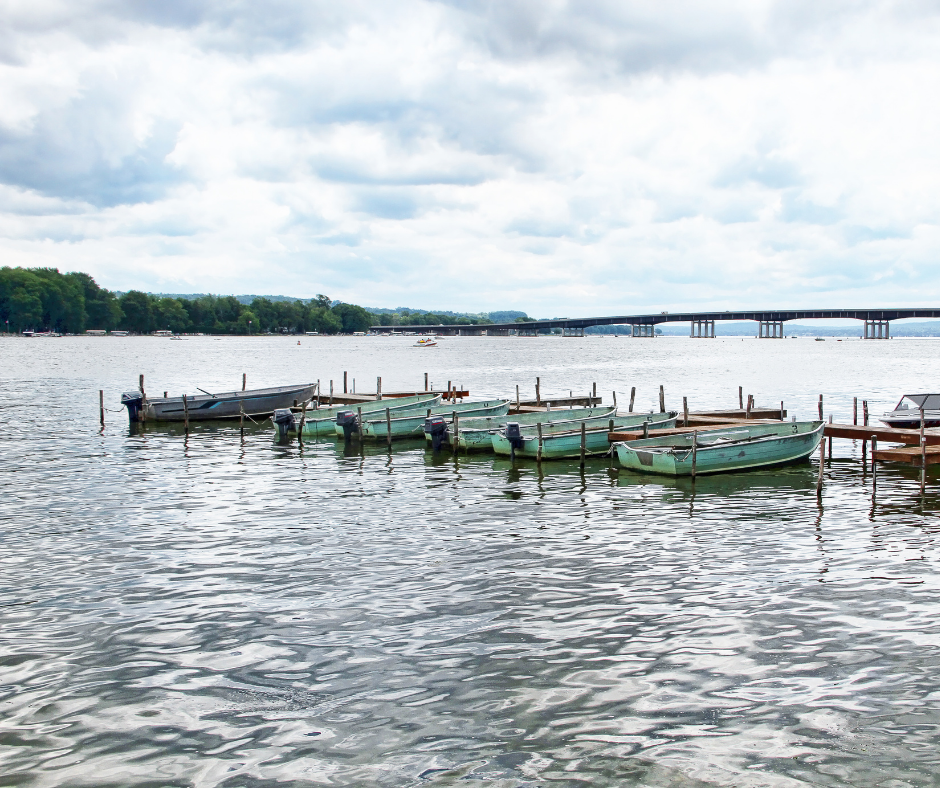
273 408 296 439
424 416 449 450
336 410 358 441
121 391 143 423
505 422 525 450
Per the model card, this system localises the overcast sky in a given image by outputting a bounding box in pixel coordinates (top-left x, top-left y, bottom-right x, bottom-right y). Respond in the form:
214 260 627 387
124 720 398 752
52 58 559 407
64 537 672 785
2 1 940 315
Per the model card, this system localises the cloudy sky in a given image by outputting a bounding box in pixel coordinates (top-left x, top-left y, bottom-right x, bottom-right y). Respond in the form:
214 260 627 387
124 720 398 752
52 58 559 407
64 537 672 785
2 1 940 315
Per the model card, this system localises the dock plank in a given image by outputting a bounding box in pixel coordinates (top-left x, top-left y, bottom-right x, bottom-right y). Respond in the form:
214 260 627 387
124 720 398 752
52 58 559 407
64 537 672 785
824 423 940 445
874 445 940 465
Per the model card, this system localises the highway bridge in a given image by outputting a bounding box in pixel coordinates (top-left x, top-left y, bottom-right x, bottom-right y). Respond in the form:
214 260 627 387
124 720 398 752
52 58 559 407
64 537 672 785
370 308 940 338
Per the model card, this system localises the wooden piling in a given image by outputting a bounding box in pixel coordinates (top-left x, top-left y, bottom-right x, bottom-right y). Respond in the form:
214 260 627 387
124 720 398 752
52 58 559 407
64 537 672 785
424 372 428 392
580 422 586 467
344 371 348 394
242 373 246 391
536 377 541 406
316 379 320 409
683 397 689 427
99 390 105 426
593 382 597 400
816 434 824 497
537 423 543 464
453 412 459 454
298 400 308 440
182 393 189 433
863 400 869 426
629 387 635 413
240 398 245 433
516 385 520 411
139 374 146 422
691 431 698 480
780 401 785 421
921 408 927 493
609 419 614 434
386 407 392 448
329 380 333 407
357 407 364 438
828 415 833 458
613 391 617 409
377 377 382 401
659 385 665 413
738 386 743 409
818 394 823 421
745 395 751 420
872 436 877 480
643 421 649 439
853 397 858 425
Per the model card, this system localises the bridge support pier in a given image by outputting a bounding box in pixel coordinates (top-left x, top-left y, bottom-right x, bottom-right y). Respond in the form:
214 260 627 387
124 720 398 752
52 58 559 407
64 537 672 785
631 324 656 338
562 326 585 337
517 327 539 337
759 320 785 338
864 320 890 339
690 319 715 338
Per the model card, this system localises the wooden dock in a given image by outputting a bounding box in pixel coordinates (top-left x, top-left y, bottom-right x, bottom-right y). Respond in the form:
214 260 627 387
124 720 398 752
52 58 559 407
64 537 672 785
822 423 940 446
873 445 940 466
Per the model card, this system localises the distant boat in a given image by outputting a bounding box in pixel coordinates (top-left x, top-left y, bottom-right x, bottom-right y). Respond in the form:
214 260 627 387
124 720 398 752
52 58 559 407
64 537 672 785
413 339 437 347
615 421 824 476
815 337 825 341
880 394 940 428
122 383 318 423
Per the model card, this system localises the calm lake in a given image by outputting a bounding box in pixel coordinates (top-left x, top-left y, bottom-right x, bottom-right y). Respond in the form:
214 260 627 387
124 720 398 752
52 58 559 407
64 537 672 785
2 334 939 787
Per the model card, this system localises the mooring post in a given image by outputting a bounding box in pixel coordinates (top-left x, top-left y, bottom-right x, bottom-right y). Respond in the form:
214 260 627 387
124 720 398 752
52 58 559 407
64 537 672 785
386 407 392 448
863 400 869 426
738 386 743 410
329 380 333 407
828 415 833 459
163 391 168 398
344 371 348 394
921 408 927 494
139 374 146 422
659 385 665 413
536 377 541 406
593 382 597 402
691 431 698 480
516 384 520 411
316 379 320 408
817 434 824 498
746 395 751 420
537 422 543 464
643 421 649 439
780 401 784 421
454 412 460 454
629 387 635 413
683 397 689 427
182 393 189 433
580 422 586 467
298 400 308 441
613 391 617 409
872 436 878 483
424 372 428 392
609 419 614 435
357 407 364 440
853 397 858 425
818 394 823 421
240 398 245 434
377 377 382 401
242 373 246 391
99 390 105 426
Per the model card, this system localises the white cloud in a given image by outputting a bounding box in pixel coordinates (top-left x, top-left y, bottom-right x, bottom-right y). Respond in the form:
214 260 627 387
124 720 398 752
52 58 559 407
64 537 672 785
1 0 940 315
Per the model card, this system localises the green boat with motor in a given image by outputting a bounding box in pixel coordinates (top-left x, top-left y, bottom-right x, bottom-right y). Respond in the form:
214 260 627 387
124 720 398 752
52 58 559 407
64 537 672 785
614 420 825 476
273 392 441 438
427 406 618 451
491 411 679 460
338 399 511 441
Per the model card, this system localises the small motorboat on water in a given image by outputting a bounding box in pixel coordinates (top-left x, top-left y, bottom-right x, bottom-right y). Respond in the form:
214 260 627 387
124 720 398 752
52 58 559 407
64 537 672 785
880 394 940 429
413 338 437 347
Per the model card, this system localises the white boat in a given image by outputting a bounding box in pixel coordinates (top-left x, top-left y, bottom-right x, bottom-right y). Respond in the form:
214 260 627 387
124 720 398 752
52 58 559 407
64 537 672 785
413 339 437 347
880 394 940 428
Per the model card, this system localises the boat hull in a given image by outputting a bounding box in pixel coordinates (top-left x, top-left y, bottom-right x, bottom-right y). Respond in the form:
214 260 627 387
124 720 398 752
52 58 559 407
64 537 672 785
491 412 679 459
123 383 318 423
435 407 619 451
358 400 511 440
615 421 824 476
297 394 442 436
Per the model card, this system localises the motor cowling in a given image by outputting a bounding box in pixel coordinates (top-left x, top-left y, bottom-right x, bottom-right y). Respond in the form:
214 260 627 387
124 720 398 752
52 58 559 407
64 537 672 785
505 422 525 450
336 410 358 440
121 391 143 423
424 416 449 450
273 408 296 439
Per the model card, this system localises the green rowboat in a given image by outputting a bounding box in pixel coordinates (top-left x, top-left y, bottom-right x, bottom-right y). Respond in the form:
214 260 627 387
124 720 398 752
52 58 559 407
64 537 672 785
614 421 824 476
435 406 618 451
294 393 441 437
491 411 679 460
352 399 511 441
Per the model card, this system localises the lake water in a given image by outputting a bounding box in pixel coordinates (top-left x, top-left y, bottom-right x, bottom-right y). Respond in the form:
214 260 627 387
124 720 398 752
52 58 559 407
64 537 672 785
2 335 939 787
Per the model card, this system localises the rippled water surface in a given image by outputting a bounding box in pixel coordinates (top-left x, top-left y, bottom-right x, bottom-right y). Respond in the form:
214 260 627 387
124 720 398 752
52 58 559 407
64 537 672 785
2 335 940 787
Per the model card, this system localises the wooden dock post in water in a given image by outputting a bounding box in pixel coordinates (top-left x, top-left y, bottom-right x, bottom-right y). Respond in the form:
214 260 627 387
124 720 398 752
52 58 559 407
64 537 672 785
683 397 689 427
316 380 320 408
386 407 392 448
738 386 743 410
863 400 869 426
818 394 823 421
593 382 597 401
746 395 751 420
453 412 459 454
357 407 364 439
377 377 382 401
242 373 246 391
298 400 308 441
139 374 146 421
99 390 104 426
329 380 333 406
691 431 698 480
344 371 348 394
182 393 189 433
536 377 541 406
240 399 245 434
780 401 785 421
613 391 617 409
516 385 520 410
828 415 833 458
424 372 428 392
580 422 586 467
817 435 824 497
853 397 858 425
872 436 878 481
921 408 927 494
537 423 543 464
629 387 635 413
659 385 665 413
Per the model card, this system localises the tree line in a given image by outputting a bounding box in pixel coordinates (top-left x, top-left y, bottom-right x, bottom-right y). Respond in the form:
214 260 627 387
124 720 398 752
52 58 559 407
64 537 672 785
0 266 502 334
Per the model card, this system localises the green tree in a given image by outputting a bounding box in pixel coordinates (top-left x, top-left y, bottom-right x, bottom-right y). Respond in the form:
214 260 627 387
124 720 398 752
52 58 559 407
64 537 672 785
120 291 155 333
154 298 191 333
332 303 372 333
